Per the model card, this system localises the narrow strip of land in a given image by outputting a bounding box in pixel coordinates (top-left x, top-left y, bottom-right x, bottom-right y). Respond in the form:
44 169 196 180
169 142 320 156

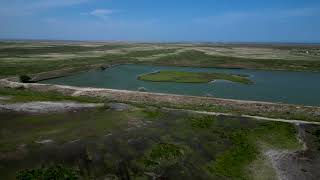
1 78 320 122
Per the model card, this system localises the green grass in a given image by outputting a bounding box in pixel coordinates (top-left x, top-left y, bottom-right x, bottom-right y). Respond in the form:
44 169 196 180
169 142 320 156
0 109 141 152
144 143 185 167
0 53 135 77
142 108 164 119
1 43 320 78
0 45 177 77
208 131 258 179
16 165 78 180
191 116 216 129
0 88 101 103
249 122 301 150
206 121 301 179
138 70 253 84
125 49 178 57
0 104 305 179
126 99 320 122
0 44 131 57
151 50 320 72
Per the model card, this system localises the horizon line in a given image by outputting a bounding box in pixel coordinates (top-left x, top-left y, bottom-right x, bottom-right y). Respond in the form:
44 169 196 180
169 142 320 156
1 38 320 45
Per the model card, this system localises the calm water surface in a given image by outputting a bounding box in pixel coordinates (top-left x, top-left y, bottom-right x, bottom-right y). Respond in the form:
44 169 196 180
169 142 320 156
42 64 320 106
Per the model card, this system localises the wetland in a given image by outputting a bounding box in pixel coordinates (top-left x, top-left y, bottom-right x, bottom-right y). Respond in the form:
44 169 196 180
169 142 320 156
43 64 320 106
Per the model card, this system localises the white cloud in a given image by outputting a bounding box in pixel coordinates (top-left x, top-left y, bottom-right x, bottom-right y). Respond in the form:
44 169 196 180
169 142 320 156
89 9 115 18
29 0 89 9
0 0 90 16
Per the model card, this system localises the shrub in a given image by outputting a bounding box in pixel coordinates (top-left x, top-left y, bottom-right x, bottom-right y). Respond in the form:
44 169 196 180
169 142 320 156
16 165 79 180
99 66 106 71
191 116 215 129
19 75 32 83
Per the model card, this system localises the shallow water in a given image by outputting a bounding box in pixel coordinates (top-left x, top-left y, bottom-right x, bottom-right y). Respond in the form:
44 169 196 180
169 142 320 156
42 64 320 106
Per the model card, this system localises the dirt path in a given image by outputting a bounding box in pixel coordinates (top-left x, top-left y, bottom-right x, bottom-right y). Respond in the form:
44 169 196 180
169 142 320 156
266 125 320 180
162 108 320 125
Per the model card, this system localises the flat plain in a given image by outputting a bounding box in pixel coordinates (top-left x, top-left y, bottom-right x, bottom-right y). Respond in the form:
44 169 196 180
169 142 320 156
1 41 320 78
0 41 320 180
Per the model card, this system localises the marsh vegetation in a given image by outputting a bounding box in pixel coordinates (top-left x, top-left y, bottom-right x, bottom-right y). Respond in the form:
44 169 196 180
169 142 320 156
0 102 312 179
138 70 253 84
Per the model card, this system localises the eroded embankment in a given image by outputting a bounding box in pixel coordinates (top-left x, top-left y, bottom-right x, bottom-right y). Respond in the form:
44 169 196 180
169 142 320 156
1 78 320 122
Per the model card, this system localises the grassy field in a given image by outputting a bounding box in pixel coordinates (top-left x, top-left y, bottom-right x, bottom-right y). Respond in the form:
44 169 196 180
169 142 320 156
127 98 320 122
138 70 253 84
0 102 305 179
0 41 320 78
0 88 101 103
0 80 319 179
151 50 320 72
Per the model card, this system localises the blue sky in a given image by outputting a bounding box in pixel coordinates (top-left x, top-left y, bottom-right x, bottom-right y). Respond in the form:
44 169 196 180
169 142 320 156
0 0 319 42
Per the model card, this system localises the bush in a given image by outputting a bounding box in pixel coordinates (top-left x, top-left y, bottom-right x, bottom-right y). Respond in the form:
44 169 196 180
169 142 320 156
16 165 79 180
191 116 215 129
19 75 32 83
99 66 106 71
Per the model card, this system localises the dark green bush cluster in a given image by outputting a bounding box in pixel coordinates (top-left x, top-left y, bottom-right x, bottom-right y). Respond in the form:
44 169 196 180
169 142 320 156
99 66 106 70
144 143 186 171
149 143 184 161
16 165 79 180
19 75 32 83
191 116 215 129
144 143 185 167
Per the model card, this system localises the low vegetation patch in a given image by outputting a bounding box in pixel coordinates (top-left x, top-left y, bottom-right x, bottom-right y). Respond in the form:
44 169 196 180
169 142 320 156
1 43 320 78
144 143 185 167
142 109 163 119
16 165 79 180
207 132 258 179
0 88 101 103
0 103 305 179
191 116 216 129
206 121 301 179
153 50 320 72
125 48 178 57
19 75 32 83
138 70 253 84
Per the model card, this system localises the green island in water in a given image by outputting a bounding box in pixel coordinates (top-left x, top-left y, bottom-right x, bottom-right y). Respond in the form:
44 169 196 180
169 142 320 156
138 70 253 84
